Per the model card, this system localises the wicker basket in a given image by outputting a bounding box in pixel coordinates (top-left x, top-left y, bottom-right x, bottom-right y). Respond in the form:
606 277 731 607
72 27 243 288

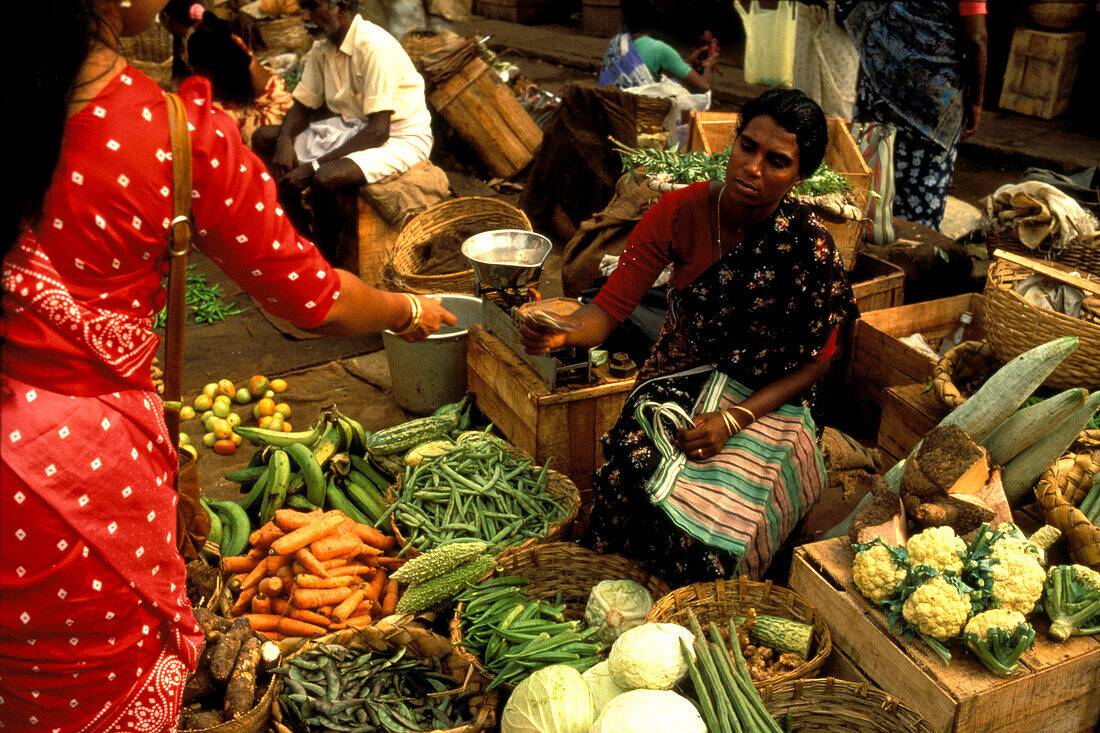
929 340 999 411
181 669 281 733
271 621 497 733
390 197 532 294
758 678 938 733
982 257 1100 390
119 20 174 87
387 465 581 559
257 15 312 53
1034 451 1100 570
449 541 672 686
645 577 831 688
985 228 1100 277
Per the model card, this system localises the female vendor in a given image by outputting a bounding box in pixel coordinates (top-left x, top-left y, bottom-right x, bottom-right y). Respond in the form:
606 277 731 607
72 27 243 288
521 89 860 585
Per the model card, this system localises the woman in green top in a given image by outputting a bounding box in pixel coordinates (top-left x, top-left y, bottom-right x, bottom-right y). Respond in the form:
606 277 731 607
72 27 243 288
598 5 715 93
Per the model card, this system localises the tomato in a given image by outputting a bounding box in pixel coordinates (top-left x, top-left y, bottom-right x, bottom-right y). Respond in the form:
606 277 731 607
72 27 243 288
179 405 196 421
177 432 190 446
267 414 284 433
274 403 291 419
248 375 270 397
202 432 217 448
270 378 288 393
252 404 263 420
212 396 232 419
193 394 213 412
227 412 242 429
257 397 276 418
217 379 236 398
212 418 233 440
281 421 294 433
230 431 243 446
235 387 252 405
212 439 237 456
202 382 219 401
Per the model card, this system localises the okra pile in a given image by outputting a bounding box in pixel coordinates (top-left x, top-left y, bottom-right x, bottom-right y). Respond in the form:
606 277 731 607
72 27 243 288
275 644 478 732
382 441 570 553
455 575 604 690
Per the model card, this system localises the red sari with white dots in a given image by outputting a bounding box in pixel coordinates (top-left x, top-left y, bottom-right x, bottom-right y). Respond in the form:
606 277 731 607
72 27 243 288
1 67 339 732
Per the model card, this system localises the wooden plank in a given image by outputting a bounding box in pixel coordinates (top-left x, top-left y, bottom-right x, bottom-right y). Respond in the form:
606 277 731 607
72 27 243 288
993 249 1100 296
878 383 946 462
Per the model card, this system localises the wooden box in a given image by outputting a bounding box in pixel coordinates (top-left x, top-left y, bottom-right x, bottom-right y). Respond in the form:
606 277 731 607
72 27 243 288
877 382 949 464
473 0 553 24
789 538 1100 733
466 325 635 501
428 58 543 180
582 0 622 37
685 112 872 272
845 292 985 415
850 252 905 314
356 197 401 289
999 29 1087 120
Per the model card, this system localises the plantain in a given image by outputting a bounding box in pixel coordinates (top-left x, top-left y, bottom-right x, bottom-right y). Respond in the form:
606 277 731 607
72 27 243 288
210 500 251 558
200 498 223 551
238 462 272 512
324 475 370 524
235 414 326 448
260 449 292 525
284 441 326 507
310 422 346 467
342 474 384 522
338 415 369 455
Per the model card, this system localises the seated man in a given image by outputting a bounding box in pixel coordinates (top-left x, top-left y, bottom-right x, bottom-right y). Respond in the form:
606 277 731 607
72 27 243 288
254 0 432 266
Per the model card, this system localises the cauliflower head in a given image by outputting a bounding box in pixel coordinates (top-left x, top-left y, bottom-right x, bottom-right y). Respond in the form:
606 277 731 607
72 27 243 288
906 526 966 576
963 608 1028 639
853 543 908 604
962 609 1034 677
902 575 971 642
989 543 1045 616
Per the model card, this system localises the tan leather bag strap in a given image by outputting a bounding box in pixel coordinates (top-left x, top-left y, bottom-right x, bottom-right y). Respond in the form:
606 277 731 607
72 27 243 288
164 92 192 448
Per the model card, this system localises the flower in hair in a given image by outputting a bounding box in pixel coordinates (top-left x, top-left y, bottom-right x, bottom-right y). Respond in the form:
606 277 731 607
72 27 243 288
190 3 205 21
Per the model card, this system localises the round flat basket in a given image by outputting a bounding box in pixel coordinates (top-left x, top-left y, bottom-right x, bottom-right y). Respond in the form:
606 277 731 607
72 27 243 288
119 21 174 87
982 258 1100 390
450 541 672 688
180 672 281 733
271 621 497 733
390 197 532 294
387 465 580 559
257 15 312 53
1034 452 1100 570
929 340 999 411
645 577 831 687
758 677 937 733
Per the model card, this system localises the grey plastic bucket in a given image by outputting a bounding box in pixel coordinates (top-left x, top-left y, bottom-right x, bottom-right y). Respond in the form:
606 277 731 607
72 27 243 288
382 294 484 415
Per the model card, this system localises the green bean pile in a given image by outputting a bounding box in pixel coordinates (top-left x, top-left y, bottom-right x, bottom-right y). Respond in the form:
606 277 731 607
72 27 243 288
152 265 246 328
380 442 570 554
455 576 604 690
275 644 478 733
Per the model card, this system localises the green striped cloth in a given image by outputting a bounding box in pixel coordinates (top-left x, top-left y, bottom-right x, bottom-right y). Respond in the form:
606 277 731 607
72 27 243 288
635 370 826 579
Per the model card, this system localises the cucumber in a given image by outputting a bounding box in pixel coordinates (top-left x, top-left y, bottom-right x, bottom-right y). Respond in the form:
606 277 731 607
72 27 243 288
365 414 461 456
746 614 814 660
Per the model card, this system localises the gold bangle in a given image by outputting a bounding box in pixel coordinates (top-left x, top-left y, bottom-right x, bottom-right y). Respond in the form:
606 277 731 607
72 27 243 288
392 293 422 335
729 404 755 423
721 410 741 437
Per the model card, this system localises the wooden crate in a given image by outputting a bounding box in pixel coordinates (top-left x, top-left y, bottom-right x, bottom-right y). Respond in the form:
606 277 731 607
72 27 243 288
684 112 872 272
473 0 552 24
789 538 1100 733
845 292 985 415
877 382 949 464
356 197 401 289
998 29 1087 120
428 58 543 180
849 252 905 313
582 0 622 36
466 325 634 502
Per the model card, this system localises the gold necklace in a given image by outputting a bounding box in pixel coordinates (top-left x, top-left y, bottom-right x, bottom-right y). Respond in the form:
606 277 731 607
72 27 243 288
715 183 727 260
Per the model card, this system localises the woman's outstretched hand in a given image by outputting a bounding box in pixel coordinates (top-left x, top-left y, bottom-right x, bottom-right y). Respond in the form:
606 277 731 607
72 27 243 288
518 319 570 355
395 295 457 342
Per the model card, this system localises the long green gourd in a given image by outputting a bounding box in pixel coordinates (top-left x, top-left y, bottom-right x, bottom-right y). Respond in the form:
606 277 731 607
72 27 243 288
824 336 1079 539
1001 392 1100 506
980 388 1087 466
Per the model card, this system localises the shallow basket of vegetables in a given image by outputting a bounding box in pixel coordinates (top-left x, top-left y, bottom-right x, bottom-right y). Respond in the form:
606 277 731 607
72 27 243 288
757 677 937 733
270 620 497 733
1035 451 1100 570
449 541 672 689
384 443 581 559
645 577 832 687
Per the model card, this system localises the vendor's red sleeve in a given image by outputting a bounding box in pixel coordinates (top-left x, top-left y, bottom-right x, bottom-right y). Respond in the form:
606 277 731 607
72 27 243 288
812 327 837 361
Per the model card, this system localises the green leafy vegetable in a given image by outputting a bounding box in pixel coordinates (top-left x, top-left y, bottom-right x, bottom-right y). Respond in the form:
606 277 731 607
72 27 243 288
153 265 247 328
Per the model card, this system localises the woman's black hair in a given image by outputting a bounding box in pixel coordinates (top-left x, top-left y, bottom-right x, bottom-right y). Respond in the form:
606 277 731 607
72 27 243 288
186 14 256 108
620 0 659 34
161 0 199 28
735 88 828 177
7 2 98 255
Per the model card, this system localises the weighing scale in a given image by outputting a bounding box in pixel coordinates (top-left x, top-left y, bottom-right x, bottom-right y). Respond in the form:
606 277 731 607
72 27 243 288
461 230 595 390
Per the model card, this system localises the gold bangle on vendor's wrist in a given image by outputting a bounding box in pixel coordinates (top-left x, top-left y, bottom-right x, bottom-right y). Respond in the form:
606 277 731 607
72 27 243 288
392 294 422 335
729 405 755 424
721 410 741 438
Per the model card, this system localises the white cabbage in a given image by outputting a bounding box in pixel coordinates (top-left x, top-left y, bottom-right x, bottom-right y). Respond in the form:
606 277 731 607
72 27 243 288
607 622 695 690
581 661 629 715
584 580 655 644
588 689 707 733
501 664 597 733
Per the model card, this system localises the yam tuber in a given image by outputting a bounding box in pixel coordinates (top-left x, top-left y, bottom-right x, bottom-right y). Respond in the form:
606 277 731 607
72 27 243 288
223 636 262 720
208 617 252 683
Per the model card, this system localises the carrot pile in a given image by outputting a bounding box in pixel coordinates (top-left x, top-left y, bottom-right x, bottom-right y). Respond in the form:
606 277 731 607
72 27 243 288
219 508 406 639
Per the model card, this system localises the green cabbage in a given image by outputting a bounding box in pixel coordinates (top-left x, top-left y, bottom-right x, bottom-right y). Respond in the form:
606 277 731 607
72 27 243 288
607 622 695 690
585 580 655 644
501 664 597 733
581 661 629 715
588 689 707 733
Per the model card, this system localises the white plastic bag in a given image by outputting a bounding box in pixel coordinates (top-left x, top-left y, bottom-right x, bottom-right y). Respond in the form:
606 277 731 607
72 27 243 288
792 0 859 120
734 0 798 87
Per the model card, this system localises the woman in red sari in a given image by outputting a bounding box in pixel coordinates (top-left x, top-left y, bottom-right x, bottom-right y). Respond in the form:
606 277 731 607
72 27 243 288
1 2 453 731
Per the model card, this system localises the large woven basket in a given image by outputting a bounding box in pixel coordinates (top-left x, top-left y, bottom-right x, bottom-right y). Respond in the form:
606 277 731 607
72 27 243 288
119 20 174 87
390 197 532 294
982 257 1100 390
645 577 831 688
256 15 312 53
985 228 1100 277
271 621 497 733
181 674 281 733
758 678 938 733
929 340 999 412
387 466 581 559
1034 451 1100 570
449 541 672 687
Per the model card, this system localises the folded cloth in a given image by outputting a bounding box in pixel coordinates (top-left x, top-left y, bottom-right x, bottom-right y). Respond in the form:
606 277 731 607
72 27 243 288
983 180 1100 253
